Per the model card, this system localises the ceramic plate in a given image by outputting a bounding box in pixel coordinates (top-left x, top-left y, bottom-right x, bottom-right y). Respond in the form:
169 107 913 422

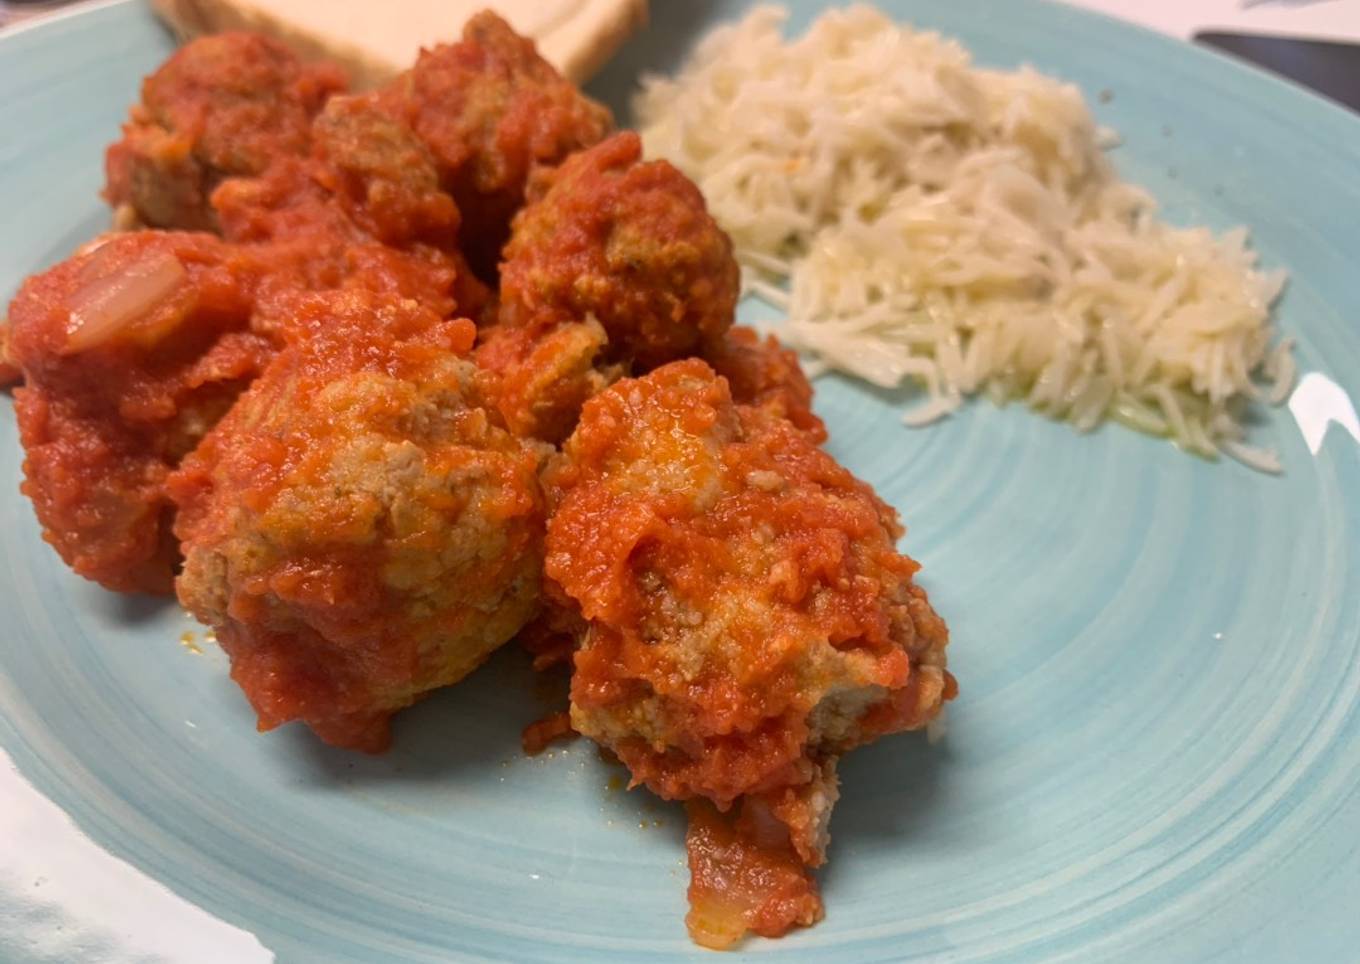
3 1 1359 960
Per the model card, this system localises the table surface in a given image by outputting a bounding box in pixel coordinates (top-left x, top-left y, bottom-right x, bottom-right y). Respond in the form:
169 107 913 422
1069 0 1360 42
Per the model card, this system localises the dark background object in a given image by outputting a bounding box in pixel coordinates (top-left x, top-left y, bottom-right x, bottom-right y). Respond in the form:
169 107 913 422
1196 31 1360 113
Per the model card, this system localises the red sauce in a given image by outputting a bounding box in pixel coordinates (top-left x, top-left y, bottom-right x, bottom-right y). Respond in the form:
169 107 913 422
705 326 827 442
546 359 953 806
521 710 577 755
105 32 344 230
377 12 612 278
8 233 273 592
475 320 615 444
169 291 545 751
685 799 823 949
498 132 738 370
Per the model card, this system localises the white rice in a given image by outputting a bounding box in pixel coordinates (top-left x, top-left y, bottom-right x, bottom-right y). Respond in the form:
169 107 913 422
636 4 1294 469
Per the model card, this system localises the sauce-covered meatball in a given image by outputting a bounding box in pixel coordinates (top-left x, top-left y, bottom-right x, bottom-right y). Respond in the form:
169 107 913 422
474 318 618 445
378 11 613 277
7 233 276 592
105 32 344 230
499 132 738 370
544 358 953 945
705 326 827 442
5 227 464 594
309 93 462 249
480 131 743 443
170 290 548 751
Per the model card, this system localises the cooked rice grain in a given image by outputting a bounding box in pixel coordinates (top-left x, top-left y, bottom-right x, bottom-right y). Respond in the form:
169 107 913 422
637 4 1293 469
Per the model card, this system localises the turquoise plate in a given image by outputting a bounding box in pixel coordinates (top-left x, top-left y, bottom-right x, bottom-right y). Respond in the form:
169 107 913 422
3 1 1359 960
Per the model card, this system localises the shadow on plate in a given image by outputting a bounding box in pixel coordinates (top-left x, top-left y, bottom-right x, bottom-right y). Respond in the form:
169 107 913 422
819 730 951 888
287 644 561 786
78 583 177 626
585 0 724 122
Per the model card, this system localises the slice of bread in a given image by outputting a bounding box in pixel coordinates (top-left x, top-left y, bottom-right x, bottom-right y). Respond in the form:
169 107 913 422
150 0 648 87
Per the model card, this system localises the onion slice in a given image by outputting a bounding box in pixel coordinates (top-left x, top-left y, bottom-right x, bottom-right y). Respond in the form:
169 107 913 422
64 250 189 354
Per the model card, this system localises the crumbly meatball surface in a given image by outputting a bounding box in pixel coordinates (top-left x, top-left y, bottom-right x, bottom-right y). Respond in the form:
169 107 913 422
705 326 826 442
104 32 345 230
480 130 742 444
545 359 953 806
378 11 612 278
309 92 462 249
169 291 548 751
474 317 619 445
4 220 472 595
545 359 951 945
499 132 738 371
7 232 276 592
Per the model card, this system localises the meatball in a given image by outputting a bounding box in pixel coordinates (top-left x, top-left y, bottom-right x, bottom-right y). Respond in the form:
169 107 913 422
170 291 549 752
105 33 345 230
474 318 620 445
548 358 951 800
209 95 490 324
7 232 275 592
705 326 826 442
209 161 467 312
304 92 495 323
543 359 953 944
309 93 461 249
480 131 741 443
378 11 612 277
499 131 739 371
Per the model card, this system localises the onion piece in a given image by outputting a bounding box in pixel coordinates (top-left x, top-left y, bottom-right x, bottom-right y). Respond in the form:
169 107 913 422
63 250 189 354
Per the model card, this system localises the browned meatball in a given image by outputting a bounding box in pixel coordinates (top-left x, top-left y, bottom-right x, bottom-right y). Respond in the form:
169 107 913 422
377 11 613 278
548 359 952 807
499 131 739 371
169 290 548 751
544 358 953 945
308 92 461 249
6 232 277 593
474 318 620 445
104 32 345 230
705 326 827 442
